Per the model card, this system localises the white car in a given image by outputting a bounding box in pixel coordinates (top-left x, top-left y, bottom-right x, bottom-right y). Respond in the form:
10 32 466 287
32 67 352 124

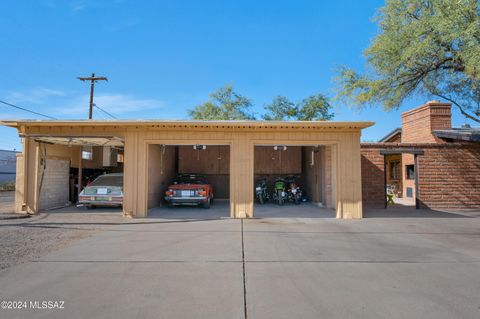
78 173 123 208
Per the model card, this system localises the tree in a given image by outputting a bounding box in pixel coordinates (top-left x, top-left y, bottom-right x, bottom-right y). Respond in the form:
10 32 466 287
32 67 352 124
295 94 334 121
262 94 334 121
188 85 255 120
335 0 480 123
262 95 297 120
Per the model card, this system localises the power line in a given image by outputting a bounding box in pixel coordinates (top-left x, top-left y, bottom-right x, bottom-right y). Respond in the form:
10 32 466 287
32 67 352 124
0 99 57 119
93 103 117 119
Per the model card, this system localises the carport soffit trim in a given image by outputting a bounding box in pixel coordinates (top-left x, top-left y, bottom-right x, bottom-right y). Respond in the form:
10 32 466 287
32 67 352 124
1 120 375 130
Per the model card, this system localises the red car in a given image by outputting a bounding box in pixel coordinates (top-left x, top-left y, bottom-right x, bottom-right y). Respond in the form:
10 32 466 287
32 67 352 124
164 174 214 208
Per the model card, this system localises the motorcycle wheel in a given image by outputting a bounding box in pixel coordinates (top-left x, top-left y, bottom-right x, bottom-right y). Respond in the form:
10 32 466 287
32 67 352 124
277 190 284 206
294 194 300 205
259 195 265 205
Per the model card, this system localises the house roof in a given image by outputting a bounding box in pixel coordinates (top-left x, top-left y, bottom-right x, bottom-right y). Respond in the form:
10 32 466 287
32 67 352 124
434 127 480 142
378 128 402 143
0 119 374 130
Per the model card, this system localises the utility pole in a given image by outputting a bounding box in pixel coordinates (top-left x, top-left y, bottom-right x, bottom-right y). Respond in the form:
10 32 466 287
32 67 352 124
77 73 108 119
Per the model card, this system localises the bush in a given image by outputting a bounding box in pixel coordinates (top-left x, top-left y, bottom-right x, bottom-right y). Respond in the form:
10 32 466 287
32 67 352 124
0 181 15 191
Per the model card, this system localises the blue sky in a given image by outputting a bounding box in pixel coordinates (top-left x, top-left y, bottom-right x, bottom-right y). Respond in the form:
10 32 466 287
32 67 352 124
0 0 476 151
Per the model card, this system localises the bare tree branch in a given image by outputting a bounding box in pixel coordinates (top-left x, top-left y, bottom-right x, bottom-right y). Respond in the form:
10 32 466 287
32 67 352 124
433 93 480 123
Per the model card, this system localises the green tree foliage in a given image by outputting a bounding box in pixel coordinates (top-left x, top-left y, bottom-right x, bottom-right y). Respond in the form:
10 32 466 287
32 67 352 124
262 94 334 121
335 0 480 123
295 94 334 121
262 95 297 120
189 85 334 121
188 85 255 120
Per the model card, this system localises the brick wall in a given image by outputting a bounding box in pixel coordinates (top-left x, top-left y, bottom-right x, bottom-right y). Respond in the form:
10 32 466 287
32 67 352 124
360 147 385 208
361 143 480 209
418 145 480 209
401 101 451 143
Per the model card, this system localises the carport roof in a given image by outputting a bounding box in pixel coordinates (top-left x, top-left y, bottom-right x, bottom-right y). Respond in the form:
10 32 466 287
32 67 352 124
0 119 374 130
26 136 124 147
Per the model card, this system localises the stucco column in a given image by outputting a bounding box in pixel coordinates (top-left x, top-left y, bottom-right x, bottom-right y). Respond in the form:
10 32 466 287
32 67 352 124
123 131 148 217
230 133 254 218
16 137 41 214
335 133 363 218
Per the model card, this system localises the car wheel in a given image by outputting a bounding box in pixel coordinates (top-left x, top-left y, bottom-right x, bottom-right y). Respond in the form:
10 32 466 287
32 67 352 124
86 205 96 210
202 198 211 209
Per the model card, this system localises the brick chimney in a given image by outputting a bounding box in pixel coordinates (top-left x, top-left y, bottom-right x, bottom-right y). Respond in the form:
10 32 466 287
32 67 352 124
401 100 451 143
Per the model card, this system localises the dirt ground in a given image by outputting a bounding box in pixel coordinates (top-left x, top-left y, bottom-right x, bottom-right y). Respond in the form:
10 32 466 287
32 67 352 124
0 191 14 214
0 204 127 270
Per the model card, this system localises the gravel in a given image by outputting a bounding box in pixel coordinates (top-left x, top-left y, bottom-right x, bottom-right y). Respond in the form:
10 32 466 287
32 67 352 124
0 205 128 270
0 191 14 215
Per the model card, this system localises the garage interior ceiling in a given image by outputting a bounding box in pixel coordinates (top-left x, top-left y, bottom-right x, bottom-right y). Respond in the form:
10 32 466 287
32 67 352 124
24 135 124 147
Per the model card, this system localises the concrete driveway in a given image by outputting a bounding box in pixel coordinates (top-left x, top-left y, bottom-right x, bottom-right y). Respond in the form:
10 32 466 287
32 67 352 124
0 205 480 319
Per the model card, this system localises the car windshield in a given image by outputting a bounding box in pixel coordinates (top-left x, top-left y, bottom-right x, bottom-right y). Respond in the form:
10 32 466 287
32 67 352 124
173 175 207 185
90 175 123 187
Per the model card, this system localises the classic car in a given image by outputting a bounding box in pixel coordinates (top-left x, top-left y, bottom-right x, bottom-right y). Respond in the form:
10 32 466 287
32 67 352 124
164 174 213 208
78 173 123 208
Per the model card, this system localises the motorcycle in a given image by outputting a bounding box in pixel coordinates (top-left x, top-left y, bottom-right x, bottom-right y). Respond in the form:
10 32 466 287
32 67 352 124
285 176 302 205
272 177 287 205
255 178 269 204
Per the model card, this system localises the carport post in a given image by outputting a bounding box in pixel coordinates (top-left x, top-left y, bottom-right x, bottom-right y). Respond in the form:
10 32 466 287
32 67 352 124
383 155 387 209
414 154 419 209
78 148 83 195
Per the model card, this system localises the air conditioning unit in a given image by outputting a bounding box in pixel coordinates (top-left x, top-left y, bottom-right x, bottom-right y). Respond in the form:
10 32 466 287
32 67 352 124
102 146 118 167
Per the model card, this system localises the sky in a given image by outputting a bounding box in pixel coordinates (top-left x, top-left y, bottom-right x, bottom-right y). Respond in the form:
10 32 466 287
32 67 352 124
0 0 477 151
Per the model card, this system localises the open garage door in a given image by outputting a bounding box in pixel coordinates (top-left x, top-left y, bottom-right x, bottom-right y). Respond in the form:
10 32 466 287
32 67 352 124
147 144 230 218
253 145 335 218
19 135 124 213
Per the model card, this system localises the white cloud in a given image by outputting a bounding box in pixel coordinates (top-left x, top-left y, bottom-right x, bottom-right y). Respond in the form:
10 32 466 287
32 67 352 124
3 87 166 119
56 94 165 117
0 112 22 119
7 87 67 104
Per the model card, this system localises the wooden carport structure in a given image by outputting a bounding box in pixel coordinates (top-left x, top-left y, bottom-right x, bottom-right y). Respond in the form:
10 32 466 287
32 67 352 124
1 120 373 219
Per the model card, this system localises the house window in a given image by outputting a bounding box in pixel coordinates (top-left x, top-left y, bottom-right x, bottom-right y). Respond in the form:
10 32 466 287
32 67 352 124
82 146 93 160
389 161 401 180
406 164 415 180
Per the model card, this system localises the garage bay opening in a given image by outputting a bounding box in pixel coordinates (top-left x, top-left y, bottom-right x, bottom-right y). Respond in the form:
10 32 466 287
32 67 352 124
20 136 124 214
147 144 230 218
253 145 335 217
